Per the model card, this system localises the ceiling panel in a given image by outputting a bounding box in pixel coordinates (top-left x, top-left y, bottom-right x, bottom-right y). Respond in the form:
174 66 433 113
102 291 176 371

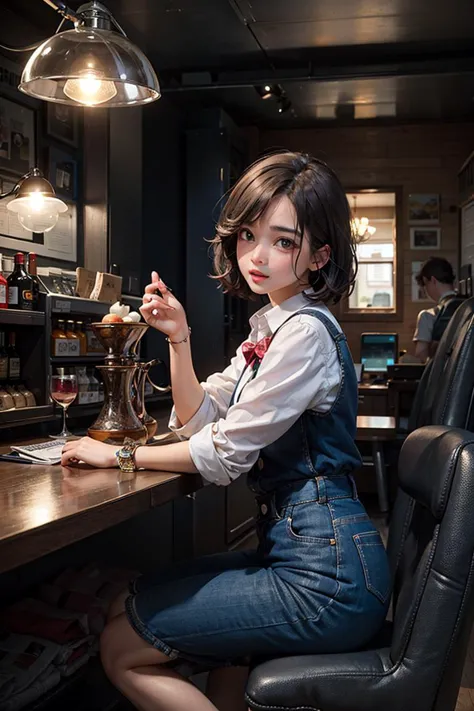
284 74 474 123
254 13 474 52
104 0 259 67
170 72 474 128
244 0 474 28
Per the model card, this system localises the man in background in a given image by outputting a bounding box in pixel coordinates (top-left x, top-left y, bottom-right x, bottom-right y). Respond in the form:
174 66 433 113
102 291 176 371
413 257 460 362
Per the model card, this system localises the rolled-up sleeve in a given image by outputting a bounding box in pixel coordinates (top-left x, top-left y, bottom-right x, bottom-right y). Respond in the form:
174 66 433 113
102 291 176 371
413 310 434 342
168 350 243 439
188 319 333 485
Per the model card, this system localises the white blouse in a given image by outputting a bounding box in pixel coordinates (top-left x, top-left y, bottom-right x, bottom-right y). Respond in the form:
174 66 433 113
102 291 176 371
169 292 343 486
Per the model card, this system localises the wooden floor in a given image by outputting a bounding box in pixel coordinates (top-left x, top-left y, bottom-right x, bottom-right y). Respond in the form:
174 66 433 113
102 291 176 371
456 629 474 710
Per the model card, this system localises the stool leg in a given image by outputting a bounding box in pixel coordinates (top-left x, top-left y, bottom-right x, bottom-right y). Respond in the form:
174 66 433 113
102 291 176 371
372 441 390 513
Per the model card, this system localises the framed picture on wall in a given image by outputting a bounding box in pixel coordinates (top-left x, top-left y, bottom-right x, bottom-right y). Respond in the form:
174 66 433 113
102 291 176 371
48 146 77 201
410 227 441 250
46 102 79 147
408 193 440 224
411 261 431 302
0 96 35 176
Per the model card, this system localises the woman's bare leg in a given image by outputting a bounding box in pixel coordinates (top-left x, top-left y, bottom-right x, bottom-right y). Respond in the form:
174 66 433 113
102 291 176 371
101 613 220 711
107 589 129 621
206 667 249 711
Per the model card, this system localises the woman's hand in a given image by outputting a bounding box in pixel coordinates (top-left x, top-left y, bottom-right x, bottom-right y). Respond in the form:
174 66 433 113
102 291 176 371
61 437 117 468
140 271 188 339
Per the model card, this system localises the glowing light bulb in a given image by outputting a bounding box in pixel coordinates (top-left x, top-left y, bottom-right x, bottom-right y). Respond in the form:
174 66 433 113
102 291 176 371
29 192 45 211
63 71 117 106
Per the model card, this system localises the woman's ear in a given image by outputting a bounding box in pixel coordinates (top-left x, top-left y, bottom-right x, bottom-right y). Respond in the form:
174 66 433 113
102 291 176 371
309 244 331 272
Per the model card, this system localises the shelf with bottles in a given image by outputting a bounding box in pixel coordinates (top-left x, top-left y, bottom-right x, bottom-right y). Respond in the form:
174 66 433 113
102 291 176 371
0 325 49 420
0 251 41 313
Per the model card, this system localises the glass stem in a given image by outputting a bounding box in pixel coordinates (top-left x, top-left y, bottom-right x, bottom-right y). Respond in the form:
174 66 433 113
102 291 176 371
60 405 69 436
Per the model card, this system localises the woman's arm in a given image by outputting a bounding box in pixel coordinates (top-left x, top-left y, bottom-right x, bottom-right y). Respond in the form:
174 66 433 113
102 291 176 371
61 436 199 473
140 273 204 425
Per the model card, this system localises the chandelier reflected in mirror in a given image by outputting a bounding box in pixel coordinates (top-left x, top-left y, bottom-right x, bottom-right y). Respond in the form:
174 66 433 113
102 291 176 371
351 195 376 242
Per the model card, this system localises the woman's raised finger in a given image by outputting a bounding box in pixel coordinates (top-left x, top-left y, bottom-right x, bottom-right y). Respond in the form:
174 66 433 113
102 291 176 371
144 271 161 294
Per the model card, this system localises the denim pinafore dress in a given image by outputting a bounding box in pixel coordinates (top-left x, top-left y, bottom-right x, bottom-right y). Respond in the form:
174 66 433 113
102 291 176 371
125 308 391 667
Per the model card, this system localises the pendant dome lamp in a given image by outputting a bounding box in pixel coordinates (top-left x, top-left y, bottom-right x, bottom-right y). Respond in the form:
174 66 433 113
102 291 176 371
18 1 161 108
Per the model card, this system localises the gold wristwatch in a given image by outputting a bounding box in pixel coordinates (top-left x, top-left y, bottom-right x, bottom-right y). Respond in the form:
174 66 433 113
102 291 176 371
116 438 141 473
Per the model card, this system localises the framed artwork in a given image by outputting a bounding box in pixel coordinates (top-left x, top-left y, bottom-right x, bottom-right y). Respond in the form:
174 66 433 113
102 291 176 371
46 102 79 147
408 193 440 224
48 146 77 201
0 96 35 176
410 227 441 250
411 261 431 302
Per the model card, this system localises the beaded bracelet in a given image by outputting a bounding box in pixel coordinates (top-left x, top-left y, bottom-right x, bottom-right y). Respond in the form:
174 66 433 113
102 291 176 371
166 327 191 345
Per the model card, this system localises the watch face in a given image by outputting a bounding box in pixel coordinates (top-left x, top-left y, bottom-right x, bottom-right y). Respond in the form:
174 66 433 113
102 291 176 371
122 451 132 458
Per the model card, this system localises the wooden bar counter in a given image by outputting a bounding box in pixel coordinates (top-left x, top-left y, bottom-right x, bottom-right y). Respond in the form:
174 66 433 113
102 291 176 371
0 435 203 575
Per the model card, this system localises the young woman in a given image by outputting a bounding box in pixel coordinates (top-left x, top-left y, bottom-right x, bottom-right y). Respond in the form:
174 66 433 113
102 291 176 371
62 151 391 711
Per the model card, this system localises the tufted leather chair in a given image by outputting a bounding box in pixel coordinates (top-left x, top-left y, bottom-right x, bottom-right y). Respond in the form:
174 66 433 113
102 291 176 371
408 296 474 432
246 426 474 711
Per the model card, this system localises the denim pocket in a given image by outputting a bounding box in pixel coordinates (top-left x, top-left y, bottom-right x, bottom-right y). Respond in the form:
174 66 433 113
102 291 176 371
286 502 335 544
353 531 391 604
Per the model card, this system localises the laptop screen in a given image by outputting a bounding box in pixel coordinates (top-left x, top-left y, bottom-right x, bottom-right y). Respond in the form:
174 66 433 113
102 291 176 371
360 333 398 373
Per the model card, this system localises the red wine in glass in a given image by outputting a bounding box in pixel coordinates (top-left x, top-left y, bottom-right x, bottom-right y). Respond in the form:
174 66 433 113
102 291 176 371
50 374 78 439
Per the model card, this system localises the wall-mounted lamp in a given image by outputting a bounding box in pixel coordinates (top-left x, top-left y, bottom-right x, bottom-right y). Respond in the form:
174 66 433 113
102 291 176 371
2 1 160 108
0 169 68 233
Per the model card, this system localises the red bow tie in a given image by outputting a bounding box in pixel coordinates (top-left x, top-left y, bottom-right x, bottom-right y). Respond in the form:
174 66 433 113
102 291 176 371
242 336 272 366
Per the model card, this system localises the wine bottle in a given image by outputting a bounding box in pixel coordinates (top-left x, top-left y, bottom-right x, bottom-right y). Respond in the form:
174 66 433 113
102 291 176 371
7 332 20 380
0 256 7 311
7 253 35 311
0 332 8 380
27 252 40 310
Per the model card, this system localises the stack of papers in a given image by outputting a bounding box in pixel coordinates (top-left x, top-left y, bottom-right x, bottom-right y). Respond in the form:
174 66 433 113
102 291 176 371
10 440 66 465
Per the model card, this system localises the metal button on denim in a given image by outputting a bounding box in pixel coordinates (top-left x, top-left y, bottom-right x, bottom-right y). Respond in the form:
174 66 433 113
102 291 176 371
260 503 268 515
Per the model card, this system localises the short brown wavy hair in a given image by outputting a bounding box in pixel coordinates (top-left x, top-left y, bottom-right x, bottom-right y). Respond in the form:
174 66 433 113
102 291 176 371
211 150 357 304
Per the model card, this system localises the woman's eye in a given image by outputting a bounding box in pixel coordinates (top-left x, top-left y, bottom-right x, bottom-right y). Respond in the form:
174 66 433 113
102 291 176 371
238 229 254 242
276 238 296 250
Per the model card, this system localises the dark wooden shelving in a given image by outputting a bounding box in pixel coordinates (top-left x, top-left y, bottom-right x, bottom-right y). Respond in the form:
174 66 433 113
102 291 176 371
0 309 45 326
0 405 55 429
51 355 105 364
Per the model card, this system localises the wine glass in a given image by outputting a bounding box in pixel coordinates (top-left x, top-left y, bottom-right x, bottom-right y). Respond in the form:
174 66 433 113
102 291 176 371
50 374 78 439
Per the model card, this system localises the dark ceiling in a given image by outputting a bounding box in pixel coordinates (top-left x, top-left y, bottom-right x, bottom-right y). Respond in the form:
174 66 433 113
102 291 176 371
1 0 474 128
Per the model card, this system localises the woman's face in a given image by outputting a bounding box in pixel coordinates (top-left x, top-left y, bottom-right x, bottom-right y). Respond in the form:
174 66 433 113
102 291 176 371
236 195 329 306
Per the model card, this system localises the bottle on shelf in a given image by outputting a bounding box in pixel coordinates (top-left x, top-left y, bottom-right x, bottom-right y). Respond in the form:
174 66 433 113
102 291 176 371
0 332 8 380
51 319 69 356
76 366 91 405
87 367 100 403
65 320 80 356
0 387 14 411
75 321 87 356
0 255 8 310
7 253 36 311
6 383 26 409
7 332 20 380
18 383 36 407
26 252 40 310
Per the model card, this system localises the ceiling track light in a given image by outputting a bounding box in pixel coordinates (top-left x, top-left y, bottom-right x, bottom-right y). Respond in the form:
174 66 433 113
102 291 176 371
277 96 292 114
255 83 283 100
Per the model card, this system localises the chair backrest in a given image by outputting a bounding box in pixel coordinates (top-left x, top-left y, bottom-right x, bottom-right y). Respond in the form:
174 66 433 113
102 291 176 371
431 295 466 342
408 296 474 432
387 426 474 711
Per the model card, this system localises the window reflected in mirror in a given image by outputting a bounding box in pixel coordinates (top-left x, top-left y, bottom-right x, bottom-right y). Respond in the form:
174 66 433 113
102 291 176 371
347 191 397 313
